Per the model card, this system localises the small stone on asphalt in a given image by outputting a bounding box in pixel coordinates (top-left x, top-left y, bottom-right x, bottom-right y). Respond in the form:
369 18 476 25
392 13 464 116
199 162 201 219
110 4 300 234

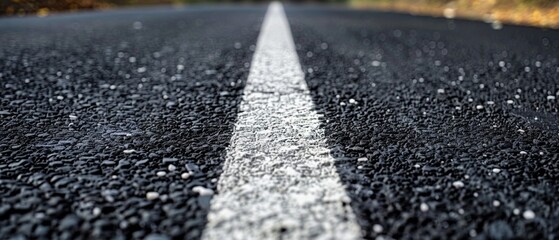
168 164 177 171
146 192 160 201
181 172 191 179
192 186 214 196
420 203 429 212
452 181 465 188
523 210 535 220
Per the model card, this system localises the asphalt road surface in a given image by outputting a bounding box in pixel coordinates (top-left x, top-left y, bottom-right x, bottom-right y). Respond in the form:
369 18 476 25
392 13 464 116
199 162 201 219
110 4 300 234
1 2 558 240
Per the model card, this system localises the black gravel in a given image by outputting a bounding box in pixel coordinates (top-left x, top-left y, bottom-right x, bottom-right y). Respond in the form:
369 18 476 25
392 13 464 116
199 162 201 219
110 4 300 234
0 6 264 239
287 6 559 240
2 4 559 240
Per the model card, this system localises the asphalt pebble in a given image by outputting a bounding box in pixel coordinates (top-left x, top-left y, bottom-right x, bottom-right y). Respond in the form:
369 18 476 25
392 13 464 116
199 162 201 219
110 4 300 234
146 192 160 201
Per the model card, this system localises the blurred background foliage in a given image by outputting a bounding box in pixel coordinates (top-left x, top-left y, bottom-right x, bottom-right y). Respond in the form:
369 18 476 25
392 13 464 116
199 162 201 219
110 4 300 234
0 0 558 27
350 0 559 28
1 0 173 16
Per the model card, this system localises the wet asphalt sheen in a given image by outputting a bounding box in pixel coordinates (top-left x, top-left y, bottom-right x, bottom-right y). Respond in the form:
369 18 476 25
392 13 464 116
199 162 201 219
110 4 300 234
1 4 559 240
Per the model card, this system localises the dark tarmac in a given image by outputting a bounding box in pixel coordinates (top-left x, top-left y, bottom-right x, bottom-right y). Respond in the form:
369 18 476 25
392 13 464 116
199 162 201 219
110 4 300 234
1 4 558 239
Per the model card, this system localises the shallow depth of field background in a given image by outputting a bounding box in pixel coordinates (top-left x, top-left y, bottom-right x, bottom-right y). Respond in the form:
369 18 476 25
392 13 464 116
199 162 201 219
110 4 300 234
1 0 559 27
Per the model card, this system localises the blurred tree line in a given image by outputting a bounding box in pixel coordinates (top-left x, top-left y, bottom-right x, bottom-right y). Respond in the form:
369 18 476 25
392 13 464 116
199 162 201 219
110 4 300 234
1 0 558 16
353 0 559 8
1 0 174 15
0 0 343 16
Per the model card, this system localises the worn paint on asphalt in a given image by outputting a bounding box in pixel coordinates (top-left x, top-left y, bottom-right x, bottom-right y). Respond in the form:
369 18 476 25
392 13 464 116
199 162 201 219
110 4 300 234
201 2 362 239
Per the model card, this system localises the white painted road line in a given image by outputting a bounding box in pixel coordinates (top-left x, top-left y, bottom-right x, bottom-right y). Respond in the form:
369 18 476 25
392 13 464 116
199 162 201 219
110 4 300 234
201 2 361 240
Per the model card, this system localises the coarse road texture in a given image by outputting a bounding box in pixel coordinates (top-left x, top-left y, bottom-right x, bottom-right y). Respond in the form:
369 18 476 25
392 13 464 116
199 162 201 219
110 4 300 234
0 2 558 240
0 6 265 240
287 5 559 240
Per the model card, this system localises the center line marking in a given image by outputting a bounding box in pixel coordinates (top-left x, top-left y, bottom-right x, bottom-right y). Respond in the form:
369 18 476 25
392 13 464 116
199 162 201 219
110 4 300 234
201 2 361 239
